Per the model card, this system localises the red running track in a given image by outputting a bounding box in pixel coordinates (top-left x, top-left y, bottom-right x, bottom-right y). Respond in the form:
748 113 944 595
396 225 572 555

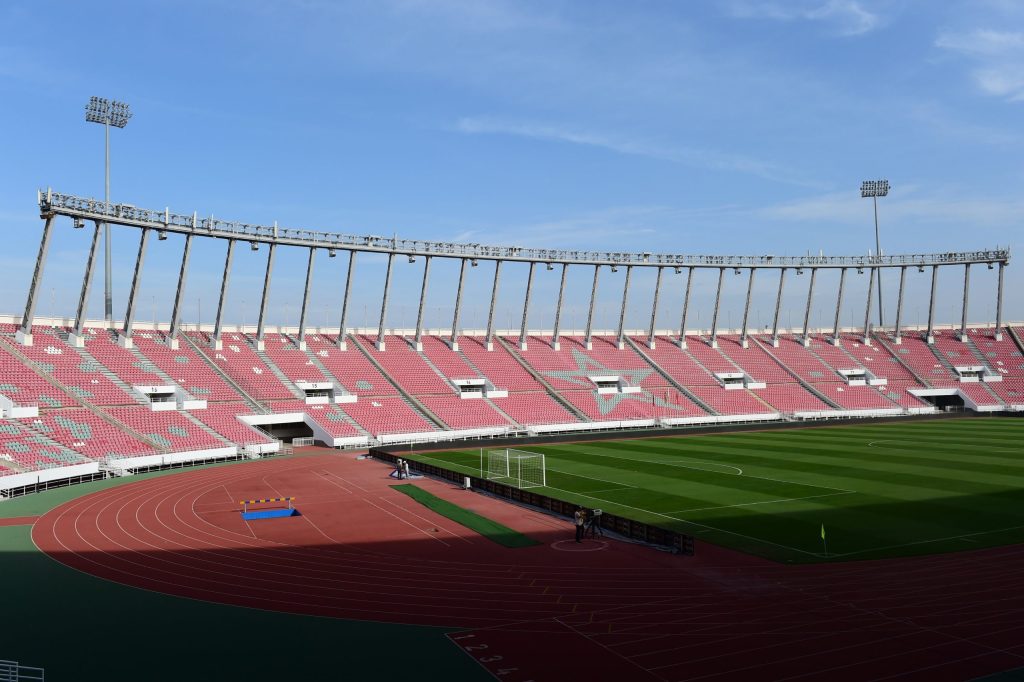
32 452 1024 681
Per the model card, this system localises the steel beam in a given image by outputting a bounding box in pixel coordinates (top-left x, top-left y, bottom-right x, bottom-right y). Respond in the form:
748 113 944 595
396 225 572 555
119 228 151 346
831 268 847 346
616 265 633 350
297 247 316 348
770 268 787 347
925 265 938 344
740 268 756 348
414 256 432 351
709 268 725 348
995 262 1005 341
862 266 876 346
959 264 970 341
802 268 817 347
484 260 502 351
376 253 394 350
893 266 906 344
17 215 55 346
551 264 569 350
212 240 235 349
255 242 277 348
519 262 535 351
337 250 356 349
450 258 468 351
169 233 193 344
678 267 694 349
69 221 102 346
584 265 600 350
647 267 663 349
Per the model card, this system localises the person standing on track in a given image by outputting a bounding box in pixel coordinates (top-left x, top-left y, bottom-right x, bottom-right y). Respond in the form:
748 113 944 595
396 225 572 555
402 460 410 479
574 506 585 543
395 458 404 479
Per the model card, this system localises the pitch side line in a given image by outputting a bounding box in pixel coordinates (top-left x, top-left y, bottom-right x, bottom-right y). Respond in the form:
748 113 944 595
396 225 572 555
665 491 856 515
537 483 822 557
829 522 1024 558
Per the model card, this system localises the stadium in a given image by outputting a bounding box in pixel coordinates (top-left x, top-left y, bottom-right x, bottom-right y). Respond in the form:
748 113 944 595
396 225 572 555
3 4 1024 682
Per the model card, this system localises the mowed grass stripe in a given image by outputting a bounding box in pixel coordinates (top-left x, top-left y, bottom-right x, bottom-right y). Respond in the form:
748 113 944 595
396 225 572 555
406 418 1024 563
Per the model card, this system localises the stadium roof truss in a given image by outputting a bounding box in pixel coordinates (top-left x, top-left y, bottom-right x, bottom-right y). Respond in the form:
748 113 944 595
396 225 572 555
16 188 1012 356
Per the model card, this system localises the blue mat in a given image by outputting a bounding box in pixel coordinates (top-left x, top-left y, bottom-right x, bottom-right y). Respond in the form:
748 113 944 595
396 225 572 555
242 508 300 521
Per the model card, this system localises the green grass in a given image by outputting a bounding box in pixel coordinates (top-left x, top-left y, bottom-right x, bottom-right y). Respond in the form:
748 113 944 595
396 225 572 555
391 483 540 548
405 417 1024 564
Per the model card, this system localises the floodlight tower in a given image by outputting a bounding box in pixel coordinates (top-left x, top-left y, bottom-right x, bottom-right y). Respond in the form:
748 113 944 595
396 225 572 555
861 179 888 328
85 96 132 322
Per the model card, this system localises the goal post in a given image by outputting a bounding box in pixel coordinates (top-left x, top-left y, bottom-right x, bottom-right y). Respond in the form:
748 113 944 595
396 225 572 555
484 448 546 489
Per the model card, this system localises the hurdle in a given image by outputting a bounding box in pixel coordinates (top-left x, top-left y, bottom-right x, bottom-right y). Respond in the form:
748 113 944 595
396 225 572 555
239 496 299 520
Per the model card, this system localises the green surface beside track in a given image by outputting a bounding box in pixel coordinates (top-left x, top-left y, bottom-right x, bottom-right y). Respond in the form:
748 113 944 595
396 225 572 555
392 483 540 548
407 417 1024 563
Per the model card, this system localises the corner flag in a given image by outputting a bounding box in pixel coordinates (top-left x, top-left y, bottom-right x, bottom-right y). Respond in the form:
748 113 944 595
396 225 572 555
821 523 826 540
820 523 828 557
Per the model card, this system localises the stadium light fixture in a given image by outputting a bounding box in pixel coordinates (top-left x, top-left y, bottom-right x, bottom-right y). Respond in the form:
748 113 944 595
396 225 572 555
471 259 478 267
673 267 682 274
250 242 259 251
734 268 741 275
408 255 416 263
157 230 167 241
857 267 864 274
85 96 132 323
861 179 889 327
987 262 994 270
72 217 85 229
918 265 925 273
610 265 618 273
546 262 553 271
328 248 336 258
797 268 804 275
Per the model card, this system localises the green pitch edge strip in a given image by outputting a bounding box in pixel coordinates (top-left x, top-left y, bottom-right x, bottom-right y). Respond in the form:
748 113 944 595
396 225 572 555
391 484 540 549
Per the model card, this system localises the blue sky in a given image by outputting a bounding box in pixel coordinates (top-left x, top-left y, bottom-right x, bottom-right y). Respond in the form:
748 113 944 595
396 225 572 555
1 0 1021 333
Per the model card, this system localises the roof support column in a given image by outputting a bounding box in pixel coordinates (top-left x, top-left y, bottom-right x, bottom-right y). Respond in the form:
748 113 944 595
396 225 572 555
740 268 756 348
995 262 1005 341
583 265 600 350
337 251 356 350
413 256 432 351
118 228 151 348
646 267 663 349
212 240 235 351
801 268 817 347
862 266 876 346
484 260 502 351
893 266 906 345
616 265 633 350
255 242 276 350
770 268 787 347
296 247 316 350
168 233 193 350
449 258 468 351
375 253 394 351
518 262 535 351
69 221 102 348
830 268 847 346
551 264 569 351
709 268 725 348
16 215 55 347
678 267 694 349
925 265 938 344
959 264 970 342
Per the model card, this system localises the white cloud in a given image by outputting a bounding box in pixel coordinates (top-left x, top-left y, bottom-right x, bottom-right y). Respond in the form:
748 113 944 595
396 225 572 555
936 29 1024 101
727 0 880 36
455 117 823 187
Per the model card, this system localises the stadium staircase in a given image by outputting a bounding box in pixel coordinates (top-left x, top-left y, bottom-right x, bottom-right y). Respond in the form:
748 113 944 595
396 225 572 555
251 343 306 400
0 336 172 453
874 335 933 387
65 340 149 406
684 338 780 413
624 337 718 415
495 336 591 422
928 335 1005 406
1008 326 1024 355
347 335 447 429
179 333 266 412
750 337 843 410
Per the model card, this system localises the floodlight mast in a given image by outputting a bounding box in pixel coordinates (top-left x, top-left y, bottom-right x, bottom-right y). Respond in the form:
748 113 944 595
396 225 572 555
85 96 132 322
861 179 889 329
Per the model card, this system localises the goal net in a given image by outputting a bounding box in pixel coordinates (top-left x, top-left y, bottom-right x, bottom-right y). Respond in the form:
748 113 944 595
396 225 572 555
483 449 547 489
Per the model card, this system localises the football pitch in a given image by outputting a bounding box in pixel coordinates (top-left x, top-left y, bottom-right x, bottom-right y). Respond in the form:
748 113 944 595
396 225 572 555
405 417 1024 563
